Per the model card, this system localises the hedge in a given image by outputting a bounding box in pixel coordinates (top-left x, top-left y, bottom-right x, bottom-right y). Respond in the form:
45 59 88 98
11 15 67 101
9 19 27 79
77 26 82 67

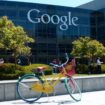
0 63 52 80
1 63 105 80
24 64 52 75
76 64 105 74
0 63 26 80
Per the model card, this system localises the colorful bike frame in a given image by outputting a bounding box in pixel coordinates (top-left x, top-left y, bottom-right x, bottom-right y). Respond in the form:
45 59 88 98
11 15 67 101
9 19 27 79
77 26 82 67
16 53 82 103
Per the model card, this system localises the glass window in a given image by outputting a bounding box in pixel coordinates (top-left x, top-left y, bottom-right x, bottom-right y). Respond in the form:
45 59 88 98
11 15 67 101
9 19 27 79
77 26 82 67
48 44 56 50
79 16 90 25
0 2 5 7
16 21 34 30
48 33 56 38
90 16 96 25
19 10 27 19
0 9 5 16
6 9 17 17
17 2 29 8
6 2 17 8
38 44 47 49
97 27 105 35
97 14 105 25
80 26 90 36
48 50 56 55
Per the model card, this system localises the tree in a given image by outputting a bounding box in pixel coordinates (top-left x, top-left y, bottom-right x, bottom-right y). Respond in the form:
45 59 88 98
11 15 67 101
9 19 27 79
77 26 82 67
88 40 105 58
71 37 105 62
0 16 34 64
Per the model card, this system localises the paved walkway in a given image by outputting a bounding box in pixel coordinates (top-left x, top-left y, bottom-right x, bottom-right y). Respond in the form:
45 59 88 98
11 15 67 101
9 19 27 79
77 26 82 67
0 90 105 105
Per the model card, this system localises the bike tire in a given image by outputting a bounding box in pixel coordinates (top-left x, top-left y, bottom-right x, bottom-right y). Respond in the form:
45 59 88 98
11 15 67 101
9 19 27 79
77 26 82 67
16 74 43 103
64 77 82 101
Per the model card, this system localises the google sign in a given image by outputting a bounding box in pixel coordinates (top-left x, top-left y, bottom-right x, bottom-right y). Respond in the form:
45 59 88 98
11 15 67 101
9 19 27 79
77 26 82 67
27 9 79 31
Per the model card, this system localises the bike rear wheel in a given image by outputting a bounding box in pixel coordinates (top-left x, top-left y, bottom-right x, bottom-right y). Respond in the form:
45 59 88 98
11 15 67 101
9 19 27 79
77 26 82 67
16 74 43 103
64 77 81 101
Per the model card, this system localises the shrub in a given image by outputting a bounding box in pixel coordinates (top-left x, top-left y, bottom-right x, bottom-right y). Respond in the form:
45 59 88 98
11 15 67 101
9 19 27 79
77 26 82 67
24 64 52 75
0 63 25 80
0 63 52 80
101 64 105 73
76 63 105 74
0 71 24 80
76 64 88 74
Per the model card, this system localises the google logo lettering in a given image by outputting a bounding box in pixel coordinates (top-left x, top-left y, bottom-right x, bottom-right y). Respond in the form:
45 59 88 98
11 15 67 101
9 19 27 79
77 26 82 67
27 9 79 31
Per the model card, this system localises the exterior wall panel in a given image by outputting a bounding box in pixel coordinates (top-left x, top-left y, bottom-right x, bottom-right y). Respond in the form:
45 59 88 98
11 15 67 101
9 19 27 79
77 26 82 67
0 1 103 63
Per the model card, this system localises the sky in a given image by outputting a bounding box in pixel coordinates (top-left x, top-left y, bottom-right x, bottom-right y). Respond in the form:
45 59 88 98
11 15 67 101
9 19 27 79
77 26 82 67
6 0 94 7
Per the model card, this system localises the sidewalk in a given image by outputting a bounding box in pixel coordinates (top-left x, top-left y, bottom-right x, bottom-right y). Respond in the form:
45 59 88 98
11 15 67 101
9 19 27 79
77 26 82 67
0 90 105 105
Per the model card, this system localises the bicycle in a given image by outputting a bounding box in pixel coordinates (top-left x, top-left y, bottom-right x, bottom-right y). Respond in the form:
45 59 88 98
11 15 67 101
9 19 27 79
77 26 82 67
16 53 81 103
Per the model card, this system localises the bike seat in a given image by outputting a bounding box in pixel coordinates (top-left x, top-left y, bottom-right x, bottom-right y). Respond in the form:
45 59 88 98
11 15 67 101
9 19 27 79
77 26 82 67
36 66 47 71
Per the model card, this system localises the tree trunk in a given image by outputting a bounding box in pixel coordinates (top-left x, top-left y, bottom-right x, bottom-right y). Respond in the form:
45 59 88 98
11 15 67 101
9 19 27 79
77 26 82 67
14 52 17 69
4 49 8 63
27 56 31 65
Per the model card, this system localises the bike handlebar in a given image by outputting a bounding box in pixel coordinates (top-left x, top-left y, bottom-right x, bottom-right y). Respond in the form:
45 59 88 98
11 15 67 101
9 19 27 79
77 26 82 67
50 53 69 68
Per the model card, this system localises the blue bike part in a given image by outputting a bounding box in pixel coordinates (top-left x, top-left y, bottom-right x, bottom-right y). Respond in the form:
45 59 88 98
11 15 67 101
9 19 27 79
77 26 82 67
16 74 43 103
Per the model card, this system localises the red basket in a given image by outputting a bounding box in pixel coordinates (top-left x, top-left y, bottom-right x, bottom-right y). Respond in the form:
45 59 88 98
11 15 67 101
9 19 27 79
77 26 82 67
60 58 76 77
66 66 75 76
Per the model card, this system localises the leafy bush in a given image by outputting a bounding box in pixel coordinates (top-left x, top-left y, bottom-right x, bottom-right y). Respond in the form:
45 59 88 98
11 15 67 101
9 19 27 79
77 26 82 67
0 63 25 80
24 64 52 75
0 63 52 80
76 63 105 74
0 71 24 80
76 64 88 74
101 64 105 73
1 62 105 80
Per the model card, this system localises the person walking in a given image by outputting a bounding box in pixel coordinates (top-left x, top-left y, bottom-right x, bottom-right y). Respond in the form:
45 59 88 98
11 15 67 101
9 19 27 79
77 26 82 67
96 57 103 74
0 58 4 64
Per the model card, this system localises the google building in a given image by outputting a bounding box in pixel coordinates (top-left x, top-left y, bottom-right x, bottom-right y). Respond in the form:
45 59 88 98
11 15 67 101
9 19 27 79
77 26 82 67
0 0 105 63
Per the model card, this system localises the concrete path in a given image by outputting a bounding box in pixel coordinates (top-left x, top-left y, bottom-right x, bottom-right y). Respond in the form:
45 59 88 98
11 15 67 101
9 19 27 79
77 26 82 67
0 90 105 105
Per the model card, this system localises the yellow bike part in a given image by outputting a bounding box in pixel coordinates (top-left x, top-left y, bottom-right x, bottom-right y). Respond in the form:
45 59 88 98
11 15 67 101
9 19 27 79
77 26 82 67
31 82 54 94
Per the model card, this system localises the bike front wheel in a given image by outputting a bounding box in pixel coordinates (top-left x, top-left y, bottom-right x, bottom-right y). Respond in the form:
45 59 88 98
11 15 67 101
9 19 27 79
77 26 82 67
64 77 82 101
16 74 43 103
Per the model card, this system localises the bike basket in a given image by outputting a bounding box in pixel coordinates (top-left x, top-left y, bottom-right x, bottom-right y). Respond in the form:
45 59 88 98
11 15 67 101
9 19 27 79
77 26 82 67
59 64 76 76
66 68 75 76
65 64 76 76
